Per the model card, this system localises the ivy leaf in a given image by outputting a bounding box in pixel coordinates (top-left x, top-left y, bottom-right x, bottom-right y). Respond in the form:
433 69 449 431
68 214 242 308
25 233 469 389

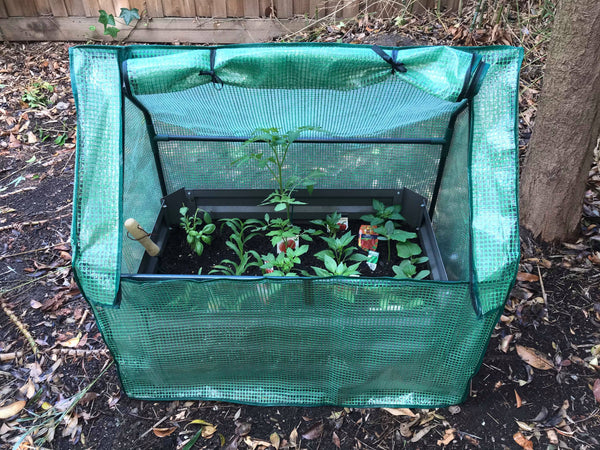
104 26 120 38
98 10 114 27
119 7 140 25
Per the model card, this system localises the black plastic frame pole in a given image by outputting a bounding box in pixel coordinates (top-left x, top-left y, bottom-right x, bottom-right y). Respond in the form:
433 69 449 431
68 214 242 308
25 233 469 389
428 101 469 218
154 134 447 146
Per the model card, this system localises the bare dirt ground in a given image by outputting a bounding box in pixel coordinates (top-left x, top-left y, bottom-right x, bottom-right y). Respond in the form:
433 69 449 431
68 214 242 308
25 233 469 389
1 7 600 450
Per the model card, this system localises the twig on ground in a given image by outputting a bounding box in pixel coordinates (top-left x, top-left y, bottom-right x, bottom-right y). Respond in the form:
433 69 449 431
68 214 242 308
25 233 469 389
0 351 24 361
0 298 38 355
0 213 71 232
0 186 37 199
138 415 169 440
50 348 108 357
0 241 69 260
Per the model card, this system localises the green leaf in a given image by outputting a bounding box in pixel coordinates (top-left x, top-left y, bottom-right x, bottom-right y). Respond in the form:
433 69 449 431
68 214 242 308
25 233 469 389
119 7 140 25
182 429 203 450
314 250 334 261
373 199 385 212
179 206 189 217
104 26 120 38
396 241 422 258
89 25 96 31
414 270 430 280
324 255 337 273
306 184 314 195
98 10 111 26
203 211 212 224
384 220 395 235
202 223 216 234
194 241 204 256
313 267 331 277
186 234 193 245
412 256 429 265
274 203 287 212
25 155 36 163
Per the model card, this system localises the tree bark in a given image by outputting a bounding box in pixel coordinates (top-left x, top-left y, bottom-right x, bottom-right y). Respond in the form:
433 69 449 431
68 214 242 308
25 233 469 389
519 0 600 242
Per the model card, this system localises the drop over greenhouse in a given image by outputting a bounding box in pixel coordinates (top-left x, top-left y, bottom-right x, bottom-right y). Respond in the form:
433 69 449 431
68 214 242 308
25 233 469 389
69 43 523 407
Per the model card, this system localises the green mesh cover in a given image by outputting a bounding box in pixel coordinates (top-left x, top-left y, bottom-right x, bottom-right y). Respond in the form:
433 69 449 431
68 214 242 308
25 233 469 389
70 43 522 407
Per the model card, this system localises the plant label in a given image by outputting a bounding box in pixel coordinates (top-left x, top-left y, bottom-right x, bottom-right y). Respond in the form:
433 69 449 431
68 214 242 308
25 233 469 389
358 225 378 251
276 236 299 254
366 251 379 271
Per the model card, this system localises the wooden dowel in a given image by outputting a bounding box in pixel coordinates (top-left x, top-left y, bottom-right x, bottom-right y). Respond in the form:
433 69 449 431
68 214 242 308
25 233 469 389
124 218 160 257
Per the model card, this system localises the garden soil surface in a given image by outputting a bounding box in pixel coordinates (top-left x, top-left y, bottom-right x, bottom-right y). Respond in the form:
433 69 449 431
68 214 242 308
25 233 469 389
1 13 600 450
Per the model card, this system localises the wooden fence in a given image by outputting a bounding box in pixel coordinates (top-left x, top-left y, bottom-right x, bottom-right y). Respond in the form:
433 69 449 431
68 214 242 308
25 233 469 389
0 0 461 43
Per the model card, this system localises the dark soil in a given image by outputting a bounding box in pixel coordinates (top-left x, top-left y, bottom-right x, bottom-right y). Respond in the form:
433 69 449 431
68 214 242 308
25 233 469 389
158 219 429 278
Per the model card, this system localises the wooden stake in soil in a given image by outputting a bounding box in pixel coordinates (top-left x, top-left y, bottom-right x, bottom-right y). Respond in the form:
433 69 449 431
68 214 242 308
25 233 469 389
124 218 160 257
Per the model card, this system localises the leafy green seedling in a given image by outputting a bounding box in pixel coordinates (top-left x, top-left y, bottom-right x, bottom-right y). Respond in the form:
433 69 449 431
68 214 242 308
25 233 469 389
235 127 324 220
180 206 216 257
376 220 417 261
22 81 53 109
54 134 67 146
360 199 404 226
210 251 261 276
311 255 361 277
210 218 263 275
259 214 319 250
392 257 430 280
260 245 309 276
314 231 367 265
310 211 347 237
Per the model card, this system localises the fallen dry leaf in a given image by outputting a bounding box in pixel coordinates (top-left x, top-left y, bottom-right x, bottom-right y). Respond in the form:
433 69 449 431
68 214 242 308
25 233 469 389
270 432 280 450
437 428 455 446
516 344 554 370
546 429 559 445
59 332 81 348
0 400 26 419
513 431 533 450
410 425 434 443
515 389 522 408
302 421 324 440
517 272 539 282
289 427 298 447
501 334 513 353
382 407 416 417
153 426 177 437
202 425 217 438
332 431 341 448
593 379 600 403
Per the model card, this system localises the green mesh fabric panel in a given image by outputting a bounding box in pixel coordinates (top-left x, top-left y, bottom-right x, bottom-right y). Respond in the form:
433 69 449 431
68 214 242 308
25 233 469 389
70 47 122 306
90 278 498 406
432 109 470 280
462 47 523 314
126 45 473 100
70 43 522 407
159 141 443 202
121 99 163 274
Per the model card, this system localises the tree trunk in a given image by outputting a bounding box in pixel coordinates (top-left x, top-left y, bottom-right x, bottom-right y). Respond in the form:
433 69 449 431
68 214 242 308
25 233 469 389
519 0 600 242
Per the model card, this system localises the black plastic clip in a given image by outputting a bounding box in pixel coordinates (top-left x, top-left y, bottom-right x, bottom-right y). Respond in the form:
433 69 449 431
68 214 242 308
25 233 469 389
371 45 407 74
199 49 224 90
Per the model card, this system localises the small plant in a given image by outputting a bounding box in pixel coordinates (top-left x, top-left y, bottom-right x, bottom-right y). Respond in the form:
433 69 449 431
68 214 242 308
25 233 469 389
22 80 53 108
396 240 423 259
376 220 417 261
93 8 140 39
210 218 263 275
392 256 430 280
54 134 67 146
314 231 367 265
260 214 318 250
311 211 347 237
235 127 324 220
310 255 361 277
360 199 404 226
180 206 216 257
261 245 309 276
